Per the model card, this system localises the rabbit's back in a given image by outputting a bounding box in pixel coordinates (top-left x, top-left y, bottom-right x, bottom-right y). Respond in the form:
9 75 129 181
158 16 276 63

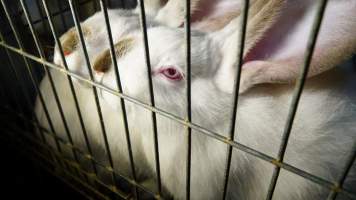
230 61 356 200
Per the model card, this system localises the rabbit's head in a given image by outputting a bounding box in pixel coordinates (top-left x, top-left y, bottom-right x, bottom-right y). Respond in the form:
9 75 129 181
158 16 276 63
53 9 146 83
92 0 282 116
94 27 224 120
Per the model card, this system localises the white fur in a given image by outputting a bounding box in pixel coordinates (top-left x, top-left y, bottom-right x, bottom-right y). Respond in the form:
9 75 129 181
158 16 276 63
96 26 356 199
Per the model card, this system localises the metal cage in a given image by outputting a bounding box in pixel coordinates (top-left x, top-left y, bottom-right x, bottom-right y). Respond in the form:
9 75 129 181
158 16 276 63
0 0 355 199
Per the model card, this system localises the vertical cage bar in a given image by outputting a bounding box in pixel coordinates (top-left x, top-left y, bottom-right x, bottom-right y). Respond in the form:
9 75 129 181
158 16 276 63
41 0 99 177
137 0 162 195
265 0 329 199
68 0 118 188
20 0 82 173
221 0 249 199
184 0 192 199
327 144 356 200
0 0 62 154
98 0 139 197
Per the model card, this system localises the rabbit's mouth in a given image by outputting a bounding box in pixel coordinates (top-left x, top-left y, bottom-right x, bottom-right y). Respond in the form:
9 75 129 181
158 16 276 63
96 72 126 112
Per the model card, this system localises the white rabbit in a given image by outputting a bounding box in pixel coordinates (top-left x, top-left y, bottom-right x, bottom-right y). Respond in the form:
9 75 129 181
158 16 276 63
90 0 356 199
37 2 194 194
36 0 356 199
36 8 159 188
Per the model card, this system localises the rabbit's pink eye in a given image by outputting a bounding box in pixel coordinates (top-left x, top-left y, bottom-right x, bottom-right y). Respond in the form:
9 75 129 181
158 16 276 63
161 67 183 81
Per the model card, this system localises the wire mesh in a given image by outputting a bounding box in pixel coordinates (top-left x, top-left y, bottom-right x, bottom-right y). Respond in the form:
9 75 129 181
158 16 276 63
222 0 249 199
184 0 192 199
0 0 355 199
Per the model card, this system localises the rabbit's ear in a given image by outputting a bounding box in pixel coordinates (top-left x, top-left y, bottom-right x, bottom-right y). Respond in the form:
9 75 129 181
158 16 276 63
93 37 135 73
238 1 356 93
211 0 285 93
213 0 356 94
59 26 91 56
93 49 112 73
239 41 356 93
